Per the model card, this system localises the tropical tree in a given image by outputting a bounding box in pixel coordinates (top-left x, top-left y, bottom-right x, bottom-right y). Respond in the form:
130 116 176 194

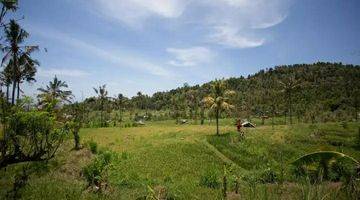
37 76 73 110
2 20 38 104
93 84 108 127
0 62 11 100
203 79 235 135
292 151 359 181
186 89 200 122
0 0 17 26
114 93 127 124
15 51 38 100
66 102 84 150
279 76 300 124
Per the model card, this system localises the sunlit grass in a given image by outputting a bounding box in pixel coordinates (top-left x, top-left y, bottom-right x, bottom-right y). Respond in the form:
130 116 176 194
1 120 359 199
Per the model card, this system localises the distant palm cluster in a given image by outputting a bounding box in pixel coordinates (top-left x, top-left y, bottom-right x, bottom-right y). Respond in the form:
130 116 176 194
76 62 359 128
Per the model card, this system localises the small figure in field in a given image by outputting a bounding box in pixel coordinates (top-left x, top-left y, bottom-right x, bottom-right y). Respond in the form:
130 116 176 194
236 119 242 132
236 118 245 139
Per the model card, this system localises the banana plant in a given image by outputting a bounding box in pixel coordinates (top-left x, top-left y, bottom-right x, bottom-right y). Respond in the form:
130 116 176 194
292 151 359 180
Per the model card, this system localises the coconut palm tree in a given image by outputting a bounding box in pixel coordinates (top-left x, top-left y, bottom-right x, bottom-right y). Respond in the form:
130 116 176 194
15 53 38 100
0 0 17 25
203 79 235 135
93 85 108 127
37 76 73 109
279 76 300 125
114 93 126 123
2 20 38 104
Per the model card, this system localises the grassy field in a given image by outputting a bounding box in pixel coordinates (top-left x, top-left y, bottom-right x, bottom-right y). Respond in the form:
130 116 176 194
1 120 359 199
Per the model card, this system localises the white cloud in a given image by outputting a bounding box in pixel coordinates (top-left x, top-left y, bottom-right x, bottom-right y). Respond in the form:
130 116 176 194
208 26 265 48
92 0 189 27
29 26 171 77
167 47 214 66
88 0 291 49
37 67 90 78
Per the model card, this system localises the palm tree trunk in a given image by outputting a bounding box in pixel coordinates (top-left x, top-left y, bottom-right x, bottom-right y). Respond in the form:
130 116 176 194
11 51 18 105
216 108 219 136
6 85 9 102
17 81 20 101
11 80 16 105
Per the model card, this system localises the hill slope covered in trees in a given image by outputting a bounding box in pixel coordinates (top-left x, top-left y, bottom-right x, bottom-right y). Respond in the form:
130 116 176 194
84 62 360 124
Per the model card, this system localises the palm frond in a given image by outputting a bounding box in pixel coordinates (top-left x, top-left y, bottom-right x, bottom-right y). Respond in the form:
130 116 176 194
292 151 359 167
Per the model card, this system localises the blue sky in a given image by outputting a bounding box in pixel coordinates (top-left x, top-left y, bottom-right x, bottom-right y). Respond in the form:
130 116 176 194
12 0 360 99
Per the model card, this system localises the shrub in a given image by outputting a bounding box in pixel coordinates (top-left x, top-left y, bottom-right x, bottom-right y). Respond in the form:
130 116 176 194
199 168 220 188
260 167 278 183
89 141 98 154
82 152 112 190
1 111 68 169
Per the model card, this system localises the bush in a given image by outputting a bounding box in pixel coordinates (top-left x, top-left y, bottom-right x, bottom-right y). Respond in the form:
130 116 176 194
199 168 220 188
82 152 112 189
1 111 68 168
89 141 98 154
260 167 278 183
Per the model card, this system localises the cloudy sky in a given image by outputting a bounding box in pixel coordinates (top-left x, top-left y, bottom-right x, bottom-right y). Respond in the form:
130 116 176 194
12 0 360 99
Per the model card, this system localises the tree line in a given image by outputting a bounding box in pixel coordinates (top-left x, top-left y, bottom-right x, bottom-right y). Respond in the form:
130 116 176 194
80 62 360 126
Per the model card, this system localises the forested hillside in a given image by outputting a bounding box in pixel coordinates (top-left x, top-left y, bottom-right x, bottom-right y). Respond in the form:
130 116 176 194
83 62 360 124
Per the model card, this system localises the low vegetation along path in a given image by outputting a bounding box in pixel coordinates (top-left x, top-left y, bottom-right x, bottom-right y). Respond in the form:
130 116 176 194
198 138 240 168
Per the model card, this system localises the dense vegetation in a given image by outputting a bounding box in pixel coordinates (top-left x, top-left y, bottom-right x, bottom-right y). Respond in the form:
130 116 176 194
79 62 360 128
